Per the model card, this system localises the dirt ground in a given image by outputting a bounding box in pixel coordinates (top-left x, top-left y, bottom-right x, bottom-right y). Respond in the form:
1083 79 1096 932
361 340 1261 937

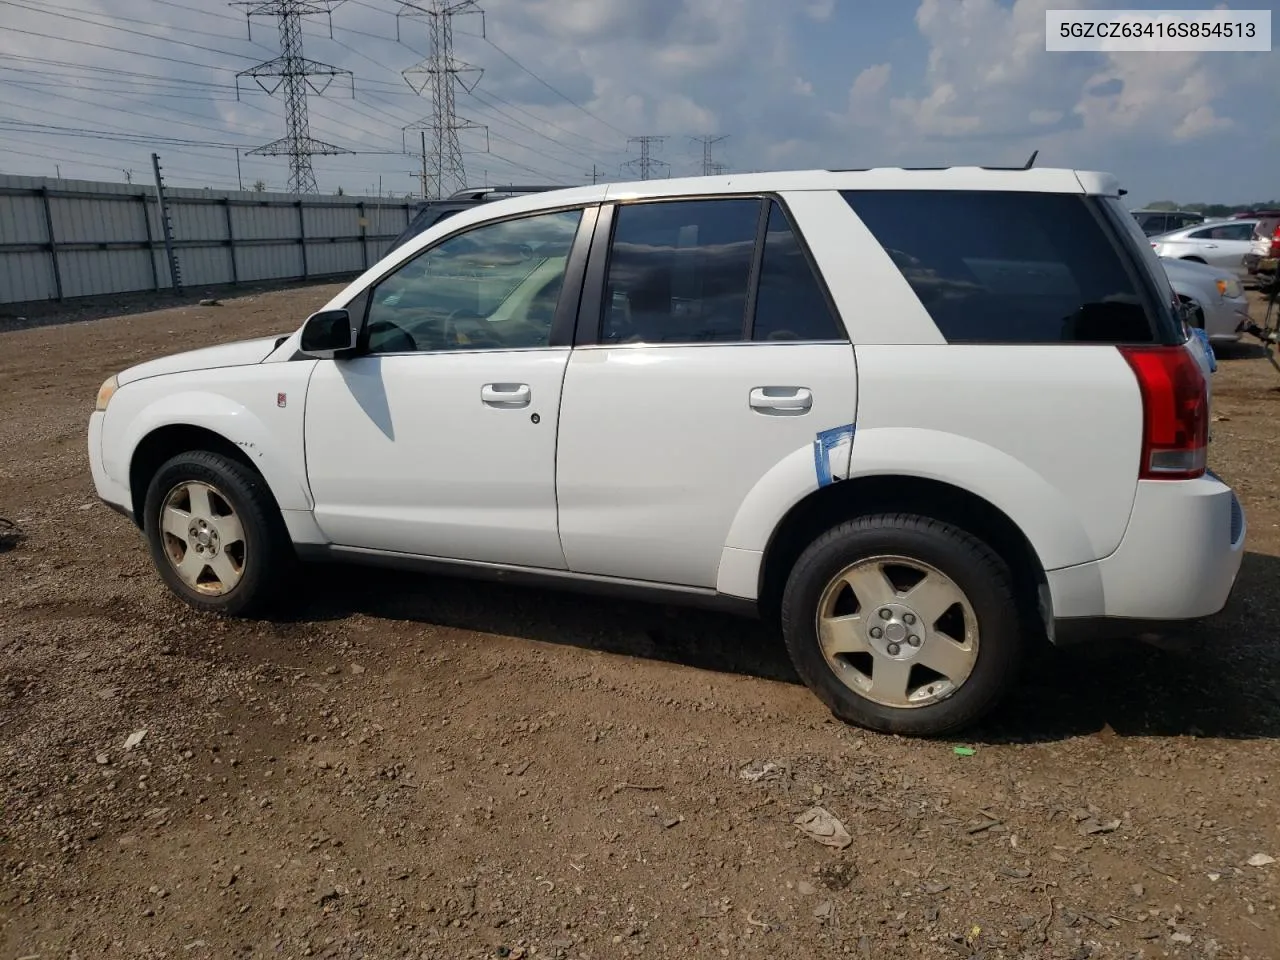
2 284 1278 960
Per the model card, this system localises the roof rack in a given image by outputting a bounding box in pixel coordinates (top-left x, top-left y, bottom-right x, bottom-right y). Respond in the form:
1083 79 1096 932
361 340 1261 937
445 185 565 201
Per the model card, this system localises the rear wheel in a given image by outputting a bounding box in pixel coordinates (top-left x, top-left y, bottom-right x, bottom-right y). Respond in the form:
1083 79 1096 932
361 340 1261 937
143 451 293 616
780 513 1021 736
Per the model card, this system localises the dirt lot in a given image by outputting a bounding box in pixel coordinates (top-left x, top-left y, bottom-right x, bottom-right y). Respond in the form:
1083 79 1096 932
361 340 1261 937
2 285 1278 960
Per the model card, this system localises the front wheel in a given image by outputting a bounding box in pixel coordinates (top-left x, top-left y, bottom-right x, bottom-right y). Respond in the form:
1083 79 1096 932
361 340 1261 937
780 513 1021 736
142 451 294 617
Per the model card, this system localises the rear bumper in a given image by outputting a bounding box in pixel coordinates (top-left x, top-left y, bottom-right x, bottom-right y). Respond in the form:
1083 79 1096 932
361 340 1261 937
88 411 135 524
1048 473 1245 644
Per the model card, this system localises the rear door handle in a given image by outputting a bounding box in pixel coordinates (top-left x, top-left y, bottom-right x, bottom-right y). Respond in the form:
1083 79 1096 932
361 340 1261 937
749 386 813 414
481 382 531 407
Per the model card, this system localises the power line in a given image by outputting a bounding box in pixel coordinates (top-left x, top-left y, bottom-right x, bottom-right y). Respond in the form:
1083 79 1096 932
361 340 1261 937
691 134 729 176
479 35 630 139
0 0 265 63
232 1 356 194
397 0 487 199
622 136 668 181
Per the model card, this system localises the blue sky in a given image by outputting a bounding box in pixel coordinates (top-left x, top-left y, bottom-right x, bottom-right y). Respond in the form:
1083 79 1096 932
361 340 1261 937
0 0 1275 205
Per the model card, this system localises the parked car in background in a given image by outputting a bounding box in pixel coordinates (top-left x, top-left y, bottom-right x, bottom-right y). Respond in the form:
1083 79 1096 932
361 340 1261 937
1160 256 1250 344
1132 208 1205 236
87 166 1246 736
1150 219 1257 278
1243 213 1280 279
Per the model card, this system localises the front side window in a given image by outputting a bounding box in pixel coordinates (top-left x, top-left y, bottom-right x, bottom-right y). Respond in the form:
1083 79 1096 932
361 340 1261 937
600 198 758 344
364 207 583 353
843 189 1159 344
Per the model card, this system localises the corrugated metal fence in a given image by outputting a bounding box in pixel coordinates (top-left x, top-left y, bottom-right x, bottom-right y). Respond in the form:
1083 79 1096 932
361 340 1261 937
0 174 417 306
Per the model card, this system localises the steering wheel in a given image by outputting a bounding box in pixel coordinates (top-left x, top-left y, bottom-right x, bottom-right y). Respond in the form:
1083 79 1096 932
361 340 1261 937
443 308 503 348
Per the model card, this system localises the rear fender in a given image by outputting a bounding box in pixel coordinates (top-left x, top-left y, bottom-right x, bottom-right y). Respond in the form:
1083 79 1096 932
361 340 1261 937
716 426 1095 599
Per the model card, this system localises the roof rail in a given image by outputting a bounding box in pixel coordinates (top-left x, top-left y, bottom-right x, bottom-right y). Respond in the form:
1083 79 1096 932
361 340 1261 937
445 185 566 201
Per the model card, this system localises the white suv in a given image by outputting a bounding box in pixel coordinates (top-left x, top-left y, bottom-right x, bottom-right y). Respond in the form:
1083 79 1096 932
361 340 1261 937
87 167 1246 736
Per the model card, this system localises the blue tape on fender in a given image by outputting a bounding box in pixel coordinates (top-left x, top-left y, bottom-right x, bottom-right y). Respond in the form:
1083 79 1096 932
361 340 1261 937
813 424 855 488
1190 326 1217 372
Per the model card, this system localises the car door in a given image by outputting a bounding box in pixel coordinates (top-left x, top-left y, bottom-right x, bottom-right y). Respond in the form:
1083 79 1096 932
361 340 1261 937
303 204 595 568
555 196 858 589
1210 221 1258 276
1190 222 1256 274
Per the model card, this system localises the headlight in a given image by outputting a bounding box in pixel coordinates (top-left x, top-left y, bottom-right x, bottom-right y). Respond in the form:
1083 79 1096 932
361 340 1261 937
1216 278 1242 299
95 375 119 411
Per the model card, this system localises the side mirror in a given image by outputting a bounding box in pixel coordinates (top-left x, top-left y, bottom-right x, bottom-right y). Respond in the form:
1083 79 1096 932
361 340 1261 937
299 309 358 359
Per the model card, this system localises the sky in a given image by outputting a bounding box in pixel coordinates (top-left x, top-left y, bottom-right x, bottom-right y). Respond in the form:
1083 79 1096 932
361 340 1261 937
0 0 1275 206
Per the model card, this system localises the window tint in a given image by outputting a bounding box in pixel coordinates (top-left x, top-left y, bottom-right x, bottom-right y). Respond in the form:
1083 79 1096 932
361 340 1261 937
365 208 582 353
842 190 1157 344
1135 213 1167 236
600 199 758 344
752 201 843 341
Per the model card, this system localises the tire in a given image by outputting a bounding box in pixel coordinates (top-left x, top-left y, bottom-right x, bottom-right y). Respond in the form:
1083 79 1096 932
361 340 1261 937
780 513 1021 737
142 450 294 617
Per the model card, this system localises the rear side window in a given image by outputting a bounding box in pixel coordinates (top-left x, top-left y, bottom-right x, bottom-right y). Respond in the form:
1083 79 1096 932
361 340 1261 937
600 199 759 344
843 189 1159 344
752 200 843 341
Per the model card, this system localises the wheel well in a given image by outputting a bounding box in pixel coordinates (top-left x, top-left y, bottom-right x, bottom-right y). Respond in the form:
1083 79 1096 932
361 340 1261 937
757 475 1049 634
1181 256 1207 263
128 425 266 527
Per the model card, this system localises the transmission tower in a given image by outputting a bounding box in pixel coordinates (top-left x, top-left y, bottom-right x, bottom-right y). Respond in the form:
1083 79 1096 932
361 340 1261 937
692 134 729 176
622 136 669 181
232 1 355 195
397 1 488 199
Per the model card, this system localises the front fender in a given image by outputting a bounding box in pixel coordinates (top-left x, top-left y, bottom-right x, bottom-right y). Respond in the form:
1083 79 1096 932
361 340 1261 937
104 386 313 512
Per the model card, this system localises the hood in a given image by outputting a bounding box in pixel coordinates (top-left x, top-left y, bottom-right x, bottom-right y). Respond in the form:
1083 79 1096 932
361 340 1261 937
116 334 286 386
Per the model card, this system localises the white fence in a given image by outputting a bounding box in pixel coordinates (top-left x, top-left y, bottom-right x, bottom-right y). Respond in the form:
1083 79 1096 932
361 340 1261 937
0 174 418 306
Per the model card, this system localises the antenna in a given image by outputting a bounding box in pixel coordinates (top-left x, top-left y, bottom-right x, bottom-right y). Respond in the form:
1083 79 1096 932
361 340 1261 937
1024 149 1039 170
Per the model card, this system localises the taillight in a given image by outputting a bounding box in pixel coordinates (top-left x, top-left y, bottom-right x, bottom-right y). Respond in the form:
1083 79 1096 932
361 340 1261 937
1119 345 1208 480
1270 225 1280 257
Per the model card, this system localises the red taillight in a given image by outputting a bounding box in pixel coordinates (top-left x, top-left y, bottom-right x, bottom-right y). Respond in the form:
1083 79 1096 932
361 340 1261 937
1119 345 1208 481
1270 225 1280 257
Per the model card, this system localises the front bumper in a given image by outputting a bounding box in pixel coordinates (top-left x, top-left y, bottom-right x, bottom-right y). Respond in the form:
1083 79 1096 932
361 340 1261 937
1048 473 1245 643
1202 295 1252 342
88 410 134 523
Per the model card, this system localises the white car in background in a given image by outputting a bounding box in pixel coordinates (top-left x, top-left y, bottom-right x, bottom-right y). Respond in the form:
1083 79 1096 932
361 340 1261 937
1151 219 1258 278
1160 256 1251 343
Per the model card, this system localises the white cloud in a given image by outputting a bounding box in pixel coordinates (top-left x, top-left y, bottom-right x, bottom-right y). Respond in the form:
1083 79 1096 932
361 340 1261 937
804 0 836 22
832 0 1258 171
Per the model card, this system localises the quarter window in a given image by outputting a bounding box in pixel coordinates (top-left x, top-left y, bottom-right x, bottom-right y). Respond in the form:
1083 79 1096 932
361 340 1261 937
364 208 583 354
843 189 1158 344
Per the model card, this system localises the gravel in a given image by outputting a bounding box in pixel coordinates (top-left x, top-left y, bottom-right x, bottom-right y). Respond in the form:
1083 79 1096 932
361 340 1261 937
2 285 1278 959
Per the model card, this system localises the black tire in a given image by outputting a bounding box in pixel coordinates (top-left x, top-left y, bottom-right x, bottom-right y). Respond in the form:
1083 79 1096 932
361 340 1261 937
780 513 1021 737
142 450 294 617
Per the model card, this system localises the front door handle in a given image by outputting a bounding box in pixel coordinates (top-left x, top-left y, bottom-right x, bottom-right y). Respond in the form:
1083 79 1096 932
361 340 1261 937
749 386 813 414
481 382 531 407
